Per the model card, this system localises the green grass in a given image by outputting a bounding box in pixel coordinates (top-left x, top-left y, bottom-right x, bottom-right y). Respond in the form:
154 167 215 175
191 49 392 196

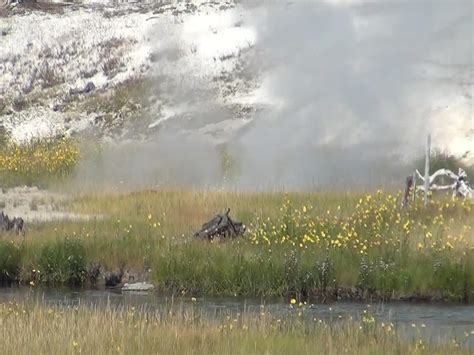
0 189 471 302
36 238 87 285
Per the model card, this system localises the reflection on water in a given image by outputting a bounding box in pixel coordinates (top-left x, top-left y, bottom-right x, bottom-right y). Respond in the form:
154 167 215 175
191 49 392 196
0 286 473 347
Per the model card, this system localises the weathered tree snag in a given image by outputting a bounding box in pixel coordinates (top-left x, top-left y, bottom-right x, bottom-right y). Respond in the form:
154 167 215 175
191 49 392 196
424 134 431 206
194 208 245 241
0 212 24 234
402 175 414 207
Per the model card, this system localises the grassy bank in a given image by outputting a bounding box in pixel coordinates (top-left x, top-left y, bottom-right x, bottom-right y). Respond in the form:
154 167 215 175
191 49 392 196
0 300 471 354
0 189 472 302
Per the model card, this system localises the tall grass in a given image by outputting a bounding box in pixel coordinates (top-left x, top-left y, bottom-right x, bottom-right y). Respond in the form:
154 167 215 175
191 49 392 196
0 301 470 354
35 238 87 285
0 189 470 301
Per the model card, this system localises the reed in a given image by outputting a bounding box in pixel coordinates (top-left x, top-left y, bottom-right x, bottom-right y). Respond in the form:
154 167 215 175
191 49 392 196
0 300 470 354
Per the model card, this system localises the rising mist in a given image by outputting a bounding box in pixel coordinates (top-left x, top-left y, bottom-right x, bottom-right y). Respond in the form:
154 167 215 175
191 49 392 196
74 0 473 191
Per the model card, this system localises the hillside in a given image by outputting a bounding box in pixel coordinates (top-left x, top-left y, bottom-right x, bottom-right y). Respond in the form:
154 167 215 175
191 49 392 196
1 0 472 187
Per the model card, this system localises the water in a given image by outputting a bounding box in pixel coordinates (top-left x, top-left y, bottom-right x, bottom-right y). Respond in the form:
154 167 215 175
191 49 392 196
0 286 473 347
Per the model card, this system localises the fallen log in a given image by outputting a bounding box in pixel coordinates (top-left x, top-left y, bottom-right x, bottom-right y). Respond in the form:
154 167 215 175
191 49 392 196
403 167 473 206
415 168 473 199
194 208 245 241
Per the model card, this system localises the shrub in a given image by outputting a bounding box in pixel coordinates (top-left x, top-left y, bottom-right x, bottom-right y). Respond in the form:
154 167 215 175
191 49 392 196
357 258 401 296
413 150 474 179
431 259 467 301
37 238 87 285
0 241 23 284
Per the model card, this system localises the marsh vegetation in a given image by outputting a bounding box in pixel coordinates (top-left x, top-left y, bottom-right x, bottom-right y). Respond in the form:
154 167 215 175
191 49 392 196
0 300 471 354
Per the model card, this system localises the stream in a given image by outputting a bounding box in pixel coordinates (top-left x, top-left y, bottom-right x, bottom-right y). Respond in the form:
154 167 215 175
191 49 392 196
0 286 473 348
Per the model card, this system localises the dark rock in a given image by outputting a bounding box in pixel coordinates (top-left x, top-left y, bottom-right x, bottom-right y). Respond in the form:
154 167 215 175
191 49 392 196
194 208 245 241
83 81 95 93
0 211 24 235
69 81 95 95
104 268 123 287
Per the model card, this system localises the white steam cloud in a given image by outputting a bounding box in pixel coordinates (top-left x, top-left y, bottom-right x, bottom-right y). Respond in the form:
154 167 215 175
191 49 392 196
75 0 473 190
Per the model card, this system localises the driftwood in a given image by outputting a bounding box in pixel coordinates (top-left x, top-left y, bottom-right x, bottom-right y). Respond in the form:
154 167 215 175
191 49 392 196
0 211 24 234
122 282 154 292
194 208 245 241
415 168 473 199
403 168 473 206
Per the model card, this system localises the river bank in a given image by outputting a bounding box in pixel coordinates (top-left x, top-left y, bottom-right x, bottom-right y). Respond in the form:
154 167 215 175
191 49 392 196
0 189 472 302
